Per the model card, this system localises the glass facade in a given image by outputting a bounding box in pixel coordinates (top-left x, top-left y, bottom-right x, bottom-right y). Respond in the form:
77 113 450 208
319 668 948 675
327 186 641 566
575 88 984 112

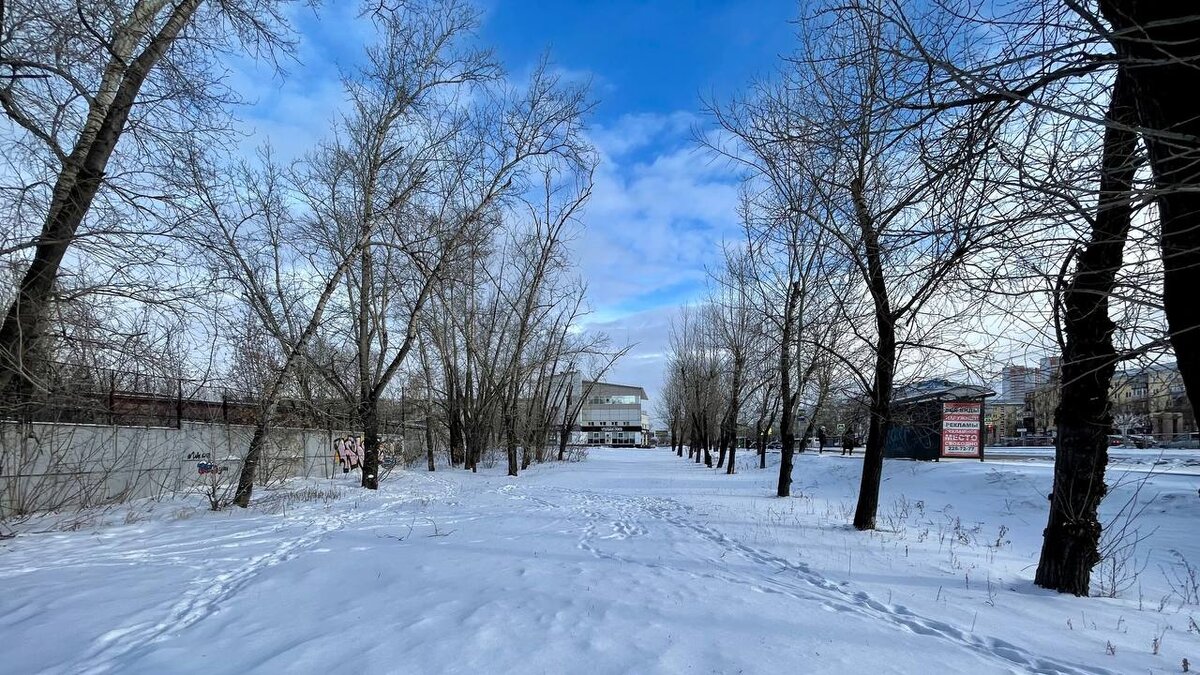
572 380 650 447
586 395 639 405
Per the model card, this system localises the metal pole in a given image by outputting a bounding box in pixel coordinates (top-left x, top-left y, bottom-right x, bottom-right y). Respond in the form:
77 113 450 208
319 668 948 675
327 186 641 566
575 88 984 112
108 371 116 427
978 398 987 462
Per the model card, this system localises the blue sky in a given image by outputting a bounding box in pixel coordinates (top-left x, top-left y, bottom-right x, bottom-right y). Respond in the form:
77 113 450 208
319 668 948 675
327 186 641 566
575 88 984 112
482 1 798 403
241 0 798 405
480 1 795 128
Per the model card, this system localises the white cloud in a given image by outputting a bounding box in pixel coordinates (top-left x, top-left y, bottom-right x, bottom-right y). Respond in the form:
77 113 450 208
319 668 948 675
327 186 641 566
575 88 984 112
588 111 695 158
574 111 741 319
224 3 371 161
570 111 744 411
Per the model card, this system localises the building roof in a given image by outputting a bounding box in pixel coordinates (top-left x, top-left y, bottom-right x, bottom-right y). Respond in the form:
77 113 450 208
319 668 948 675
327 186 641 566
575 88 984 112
893 379 996 406
583 380 649 400
1116 361 1181 376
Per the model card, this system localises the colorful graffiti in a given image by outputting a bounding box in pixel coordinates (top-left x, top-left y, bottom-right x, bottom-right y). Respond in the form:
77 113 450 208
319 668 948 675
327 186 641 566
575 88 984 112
197 461 226 475
334 436 365 473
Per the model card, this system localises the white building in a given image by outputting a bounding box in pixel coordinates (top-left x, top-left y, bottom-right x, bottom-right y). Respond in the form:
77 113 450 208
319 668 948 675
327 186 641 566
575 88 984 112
553 373 651 447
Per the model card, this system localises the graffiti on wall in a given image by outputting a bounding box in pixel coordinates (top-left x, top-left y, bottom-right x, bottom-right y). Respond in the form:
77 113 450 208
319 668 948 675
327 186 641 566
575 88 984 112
183 449 226 475
197 461 227 475
334 436 365 473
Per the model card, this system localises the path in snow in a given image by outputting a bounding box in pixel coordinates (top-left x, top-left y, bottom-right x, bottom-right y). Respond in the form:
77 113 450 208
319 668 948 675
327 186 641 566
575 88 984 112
519 481 1111 675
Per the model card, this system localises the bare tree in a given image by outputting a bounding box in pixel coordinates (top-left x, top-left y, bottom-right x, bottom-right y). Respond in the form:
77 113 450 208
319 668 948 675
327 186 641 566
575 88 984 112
713 2 1010 520
0 0 291 398
667 305 724 468
1096 2 1200 412
181 150 394 508
1033 68 1141 595
710 253 754 473
655 358 686 457
705 123 854 496
495 166 595 476
865 0 1170 594
182 0 496 504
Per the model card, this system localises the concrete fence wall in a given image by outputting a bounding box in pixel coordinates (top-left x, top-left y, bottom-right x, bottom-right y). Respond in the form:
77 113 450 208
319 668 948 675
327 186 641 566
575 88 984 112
0 420 352 517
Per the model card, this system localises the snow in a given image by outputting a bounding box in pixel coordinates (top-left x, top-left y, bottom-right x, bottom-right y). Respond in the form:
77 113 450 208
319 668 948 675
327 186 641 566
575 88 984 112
985 445 1200 474
2 448 1199 674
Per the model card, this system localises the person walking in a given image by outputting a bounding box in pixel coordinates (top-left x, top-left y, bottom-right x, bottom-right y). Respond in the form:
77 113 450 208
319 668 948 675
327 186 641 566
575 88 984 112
818 427 827 454
841 430 855 456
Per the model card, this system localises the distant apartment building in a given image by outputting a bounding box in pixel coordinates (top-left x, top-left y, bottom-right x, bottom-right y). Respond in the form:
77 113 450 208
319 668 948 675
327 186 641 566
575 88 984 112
1038 356 1061 385
553 373 652 447
1024 383 1058 437
985 364 1039 443
1016 358 1195 439
1001 365 1037 401
1110 364 1196 438
1017 356 1061 436
984 400 1025 444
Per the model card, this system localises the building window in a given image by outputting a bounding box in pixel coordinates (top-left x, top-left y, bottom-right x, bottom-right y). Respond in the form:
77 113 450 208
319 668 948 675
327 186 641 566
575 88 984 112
586 395 639 405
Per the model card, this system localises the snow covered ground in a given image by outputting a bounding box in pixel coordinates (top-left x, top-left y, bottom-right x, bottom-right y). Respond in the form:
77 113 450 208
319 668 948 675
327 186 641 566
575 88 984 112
2 448 1199 674
985 445 1200 474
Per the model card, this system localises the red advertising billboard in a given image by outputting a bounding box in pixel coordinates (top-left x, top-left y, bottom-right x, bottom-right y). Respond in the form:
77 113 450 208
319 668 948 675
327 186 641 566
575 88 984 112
941 401 982 458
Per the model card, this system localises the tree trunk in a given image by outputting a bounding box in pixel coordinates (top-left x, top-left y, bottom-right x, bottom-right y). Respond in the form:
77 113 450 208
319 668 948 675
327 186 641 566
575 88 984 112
777 439 794 496
533 421 546 464
1098 0 1200 419
755 420 765 468
854 327 895 530
425 401 436 473
756 416 766 469
233 339 325 508
853 178 895 531
558 386 574 461
798 417 818 462
777 280 800 496
1035 69 1139 595
506 409 519 476
233 408 274 508
723 357 742 474
465 423 484 473
449 407 465 466
361 398 381 489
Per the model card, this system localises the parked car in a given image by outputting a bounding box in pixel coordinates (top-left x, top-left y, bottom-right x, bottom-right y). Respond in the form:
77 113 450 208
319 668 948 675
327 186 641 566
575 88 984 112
766 441 782 450
1107 434 1159 449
